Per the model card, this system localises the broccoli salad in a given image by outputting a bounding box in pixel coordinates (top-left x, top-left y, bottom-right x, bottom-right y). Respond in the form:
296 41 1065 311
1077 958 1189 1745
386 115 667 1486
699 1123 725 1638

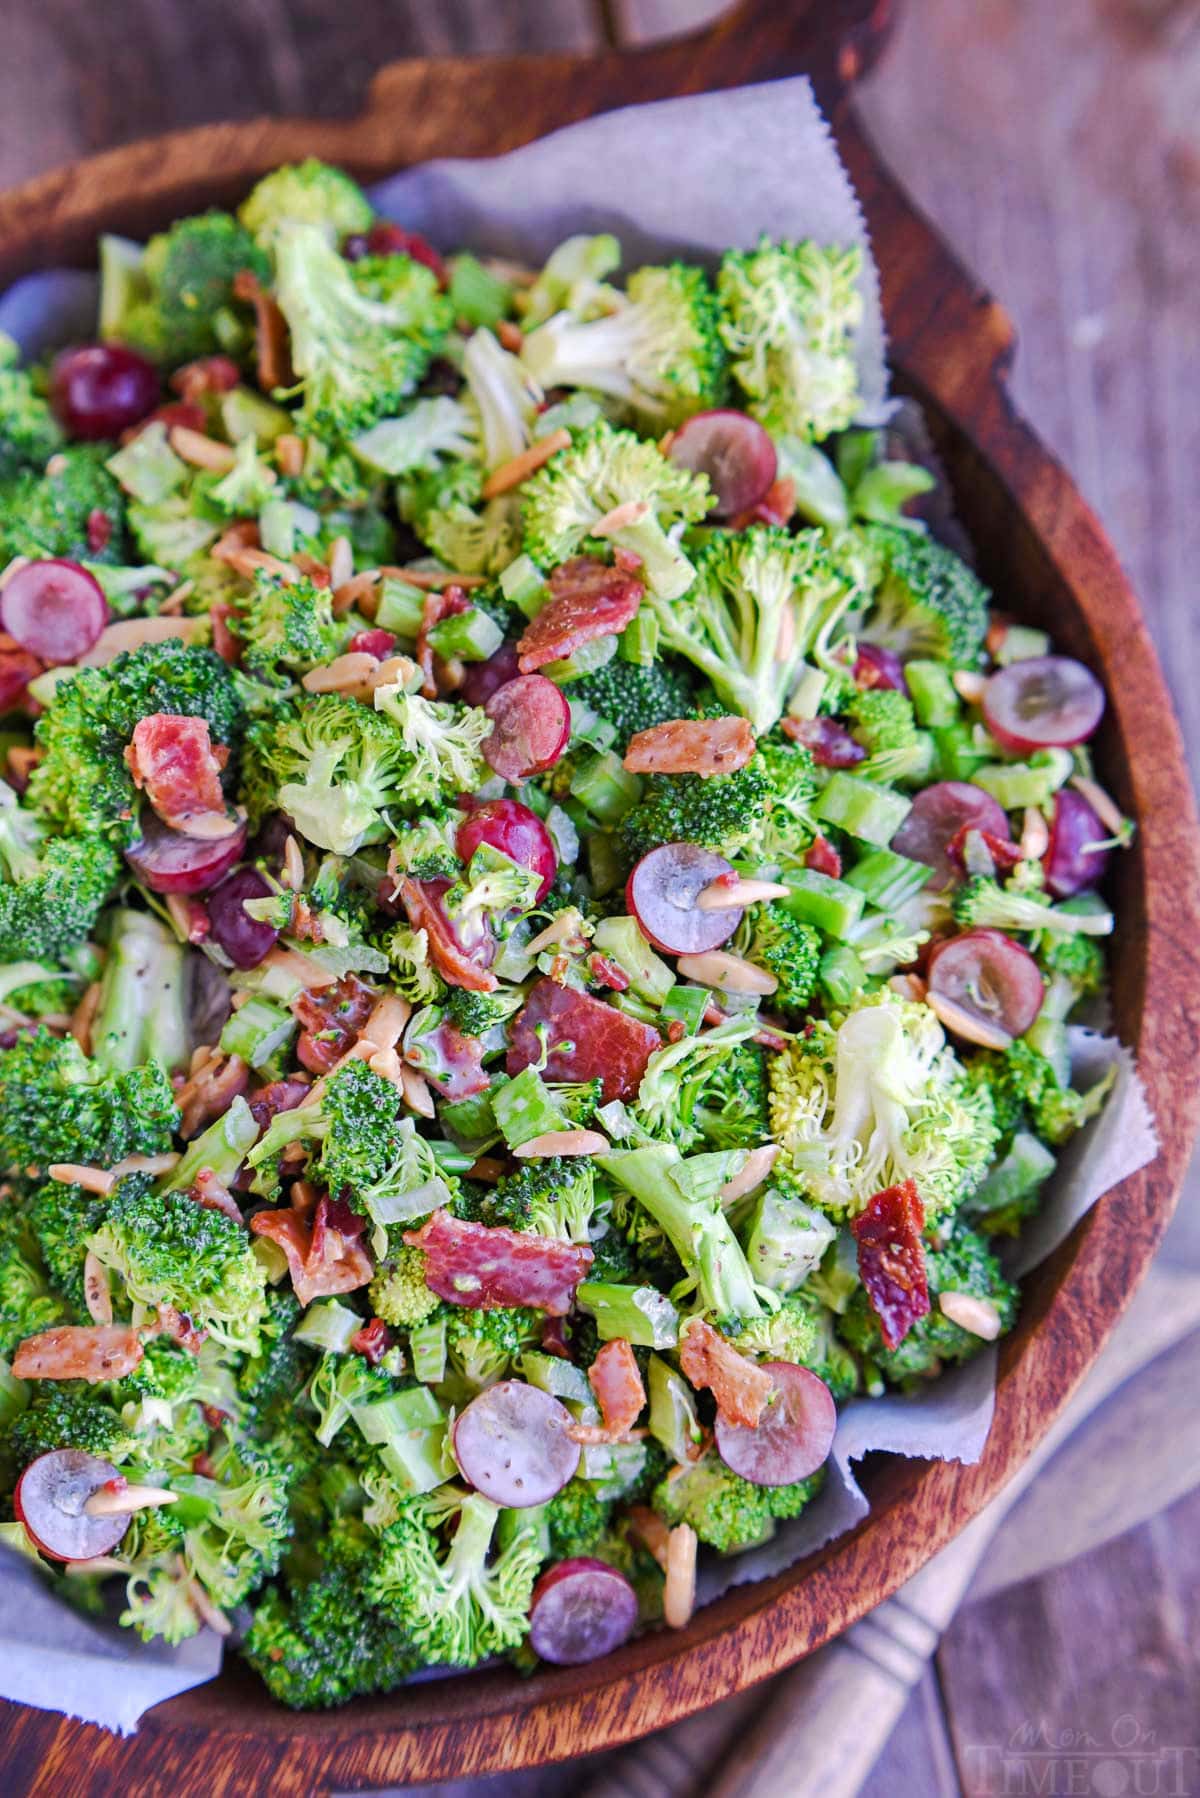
0 157 1131 1704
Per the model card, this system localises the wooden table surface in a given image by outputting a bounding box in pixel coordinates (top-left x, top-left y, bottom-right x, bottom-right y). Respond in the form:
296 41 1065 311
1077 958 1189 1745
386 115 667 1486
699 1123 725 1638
2 0 1198 1788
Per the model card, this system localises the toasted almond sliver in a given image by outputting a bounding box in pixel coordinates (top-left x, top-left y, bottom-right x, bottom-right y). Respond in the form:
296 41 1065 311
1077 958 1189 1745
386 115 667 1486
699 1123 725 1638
64 1556 132 1579
663 1523 698 1630
400 1066 436 1118
775 602 796 664
525 912 588 956
952 669 986 703
925 990 1013 1051
47 1162 117 1196
176 809 242 842
1019 806 1050 861
675 950 778 996
220 547 300 582
376 654 417 687
379 566 487 591
369 1045 407 1088
1070 773 1125 836
110 1153 181 1179
301 652 381 699
69 981 102 1055
328 534 354 589
84 1251 113 1325
168 425 236 471
695 877 791 912
80 615 202 668
591 498 651 537
889 973 928 1004
184 1572 233 1637
512 1129 609 1160
480 428 572 500
718 1144 779 1203
267 945 340 989
333 571 382 618
362 994 413 1052
281 834 305 892
939 1291 1003 1340
496 319 524 353
275 433 305 478
84 1482 178 1518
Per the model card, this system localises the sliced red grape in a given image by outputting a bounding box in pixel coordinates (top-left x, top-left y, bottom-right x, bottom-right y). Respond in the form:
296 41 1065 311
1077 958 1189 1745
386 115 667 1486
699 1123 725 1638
668 409 776 519
346 627 398 659
714 1361 837 1487
344 221 449 285
125 810 247 895
457 798 557 903
982 655 1105 755
49 343 159 441
626 843 741 955
529 1558 639 1666
782 715 867 769
453 1380 581 1508
854 642 908 693
14 1450 129 1562
0 559 109 664
890 781 1011 890
926 927 1045 1041
1043 785 1111 899
483 675 571 781
459 641 520 709
206 866 280 969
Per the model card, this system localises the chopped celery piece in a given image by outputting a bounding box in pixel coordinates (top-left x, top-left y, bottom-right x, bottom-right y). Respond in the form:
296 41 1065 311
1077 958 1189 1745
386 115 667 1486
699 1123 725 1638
427 605 504 662
373 576 427 638
409 1314 448 1385
778 437 848 530
1025 1014 1070 1086
499 552 547 617
787 663 827 720
219 995 297 1070
378 1426 450 1496
576 1282 679 1349
569 698 618 753
970 749 1074 811
968 1129 1056 1216
779 867 866 938
491 1066 567 1149
447 253 513 328
905 659 960 728
647 1354 703 1464
819 944 868 1006
587 829 624 897
659 984 709 1034
745 1190 836 1293
542 634 618 683
98 233 145 340
592 915 675 1004
845 848 930 911
520 1350 596 1418
105 422 188 505
583 1440 647 1498
994 623 1052 666
294 1298 361 1353
931 722 991 782
439 1084 499 1143
570 750 642 825
815 771 912 847
220 386 291 444
619 611 660 666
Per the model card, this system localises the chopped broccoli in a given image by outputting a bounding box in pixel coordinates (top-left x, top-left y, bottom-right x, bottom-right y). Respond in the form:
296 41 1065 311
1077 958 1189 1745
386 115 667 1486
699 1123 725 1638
543 1477 614 1559
0 1198 73 1358
243 1541 419 1708
445 1306 542 1390
746 905 821 1018
839 1222 1018 1382
0 332 64 480
255 694 421 854
652 1452 822 1553
861 525 990 668
489 1157 597 1243
0 1030 179 1174
845 687 919 756
0 781 120 962
1038 932 1106 1020
369 1244 441 1329
23 1177 113 1310
0 443 128 567
571 655 698 750
236 570 344 687
517 233 622 329
717 237 863 442
620 756 771 865
746 733 820 866
372 681 491 802
462 326 540 471
690 1040 771 1152
951 878 1114 939
9 1382 135 1466
121 211 270 362
633 1014 761 1152
352 393 479 478
967 1039 1113 1150
734 1287 859 1400
521 261 726 429
521 420 711 601
239 159 374 249
444 987 516 1038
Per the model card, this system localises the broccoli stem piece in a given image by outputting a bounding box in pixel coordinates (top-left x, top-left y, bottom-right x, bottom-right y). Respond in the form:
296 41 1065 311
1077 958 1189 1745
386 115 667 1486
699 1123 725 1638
161 1095 258 1193
92 910 189 1076
575 1280 680 1349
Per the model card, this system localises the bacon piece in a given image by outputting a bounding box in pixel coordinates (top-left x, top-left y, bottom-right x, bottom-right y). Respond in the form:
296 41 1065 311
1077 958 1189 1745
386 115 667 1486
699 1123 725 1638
850 1179 930 1351
247 1077 312 1134
170 355 240 402
251 1193 372 1307
400 878 497 994
516 557 644 674
293 974 377 1074
416 584 470 698
623 715 755 777
781 714 867 769
156 1305 207 1352
506 977 661 1104
233 268 293 393
13 1323 144 1382
678 1318 773 1430
210 601 240 666
125 714 230 835
351 1317 392 1365
804 833 842 879
577 1339 646 1442
403 1209 593 1317
587 953 631 993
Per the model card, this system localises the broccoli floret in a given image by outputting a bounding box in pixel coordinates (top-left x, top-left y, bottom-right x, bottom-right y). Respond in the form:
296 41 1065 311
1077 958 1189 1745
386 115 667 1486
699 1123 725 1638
400 458 523 577
633 1014 762 1153
378 922 446 1007
646 526 862 735
273 224 451 435
951 877 1114 939
371 681 491 803
236 570 344 687
239 1287 310 1425
839 1222 1018 1383
0 1198 73 1358
445 1306 542 1390
543 1477 614 1559
239 159 374 249
126 211 271 362
462 326 540 471
9 1382 135 1466
0 1030 179 1175
571 655 698 751
256 694 419 854
690 1041 771 1152
521 420 711 601
0 332 64 480
443 987 514 1038
967 1039 1112 1150
735 1287 860 1400
517 233 622 328
521 261 725 429
717 237 863 443
747 732 820 866
0 443 128 566
845 687 919 756
352 392 479 478
87 1176 268 1353
369 1244 441 1329
620 757 771 865
21 1177 111 1310
1038 932 1106 1020
862 525 990 668
746 906 821 1018
243 1545 419 1708
768 989 999 1220
367 1489 541 1667
652 1453 822 1553
29 638 242 844
489 1157 597 1243
0 782 120 961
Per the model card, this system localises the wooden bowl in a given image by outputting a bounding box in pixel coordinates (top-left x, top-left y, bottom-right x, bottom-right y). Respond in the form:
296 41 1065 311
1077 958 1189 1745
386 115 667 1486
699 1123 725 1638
4 3 1199 1789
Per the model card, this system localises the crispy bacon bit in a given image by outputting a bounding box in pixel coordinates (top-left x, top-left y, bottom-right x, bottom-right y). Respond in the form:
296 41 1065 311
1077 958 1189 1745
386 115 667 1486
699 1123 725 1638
210 601 240 666
782 714 867 768
155 1305 207 1352
13 1323 144 1382
586 1339 646 1440
678 1318 773 1429
516 557 644 674
506 977 661 1103
233 268 293 393
351 1317 392 1365
293 974 377 1074
624 715 756 777
247 1077 311 1133
587 952 631 992
403 1209 593 1317
400 879 497 994
173 1051 250 1140
171 355 240 401
416 584 471 696
251 1193 372 1307
125 714 231 836
804 833 843 879
850 1179 930 1351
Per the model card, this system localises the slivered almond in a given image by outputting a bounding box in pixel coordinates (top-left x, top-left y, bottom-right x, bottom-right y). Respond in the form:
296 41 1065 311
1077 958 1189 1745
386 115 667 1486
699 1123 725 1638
281 834 305 892
400 1066 436 1118
369 1045 407 1088
69 981 102 1055
83 1480 177 1516
168 425 236 471
591 498 651 536
926 990 1013 1050
889 973 928 1004
1070 773 1125 836
275 433 305 477
184 1570 233 1637
333 571 381 617
110 1153 181 1179
952 670 986 703
176 809 242 842
80 615 202 667
328 535 354 589
695 877 791 912
718 1144 779 1203
512 1129 609 1159
658 430 677 456
220 547 300 583
266 945 339 988
939 1291 1003 1340
47 1163 117 1195
64 1556 131 1579
6 744 40 790
362 994 412 1052
84 1251 113 1325
378 565 487 591
158 581 192 615
675 950 778 996
496 319 524 353
301 652 382 701
210 521 261 561
1019 806 1050 860
376 654 417 687
663 1523 698 1629
480 427 571 500
525 912 590 956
